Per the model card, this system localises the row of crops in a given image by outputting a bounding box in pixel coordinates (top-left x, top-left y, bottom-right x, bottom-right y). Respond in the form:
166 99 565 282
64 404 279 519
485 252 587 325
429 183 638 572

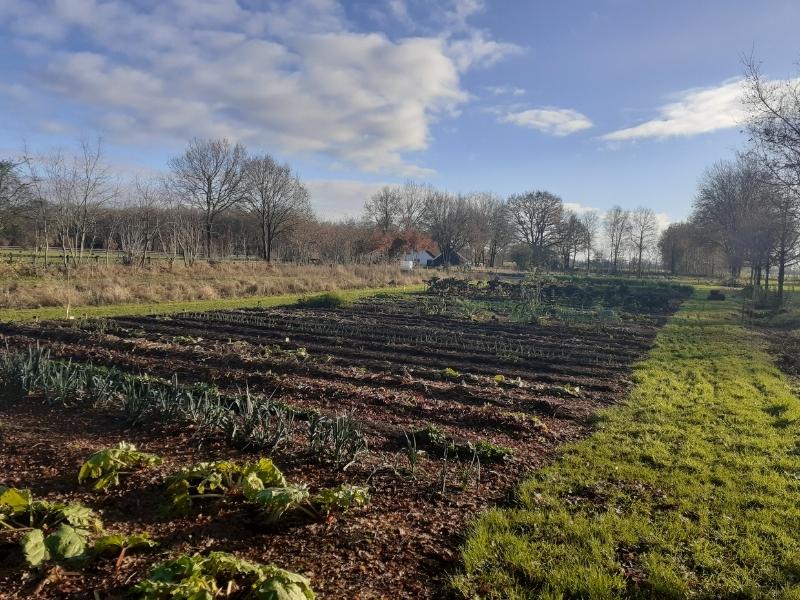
0 348 390 597
0 279 692 598
426 276 693 313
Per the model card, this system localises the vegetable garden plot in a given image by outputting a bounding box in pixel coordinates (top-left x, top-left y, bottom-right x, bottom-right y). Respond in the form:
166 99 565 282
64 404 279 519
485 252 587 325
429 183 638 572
0 286 688 598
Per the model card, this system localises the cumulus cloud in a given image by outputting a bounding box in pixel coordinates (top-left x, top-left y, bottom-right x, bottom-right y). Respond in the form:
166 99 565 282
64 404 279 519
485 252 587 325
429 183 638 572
602 79 745 141
0 0 517 175
306 179 389 220
501 107 593 136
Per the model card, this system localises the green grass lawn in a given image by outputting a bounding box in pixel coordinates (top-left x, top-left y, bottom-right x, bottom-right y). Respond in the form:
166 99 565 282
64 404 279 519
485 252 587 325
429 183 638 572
454 288 800 599
0 284 425 322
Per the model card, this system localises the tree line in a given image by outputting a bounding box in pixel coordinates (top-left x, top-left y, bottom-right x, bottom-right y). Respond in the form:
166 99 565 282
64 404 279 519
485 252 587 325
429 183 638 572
363 181 661 274
1 136 665 273
658 57 800 305
0 138 315 266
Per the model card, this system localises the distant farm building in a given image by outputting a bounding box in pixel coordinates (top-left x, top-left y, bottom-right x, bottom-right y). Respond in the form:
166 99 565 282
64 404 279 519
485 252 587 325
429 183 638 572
401 249 436 267
429 251 467 267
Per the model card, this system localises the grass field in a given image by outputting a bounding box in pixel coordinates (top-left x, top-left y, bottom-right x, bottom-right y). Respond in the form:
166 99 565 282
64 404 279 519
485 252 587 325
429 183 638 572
0 260 426 311
0 284 426 321
454 288 800 599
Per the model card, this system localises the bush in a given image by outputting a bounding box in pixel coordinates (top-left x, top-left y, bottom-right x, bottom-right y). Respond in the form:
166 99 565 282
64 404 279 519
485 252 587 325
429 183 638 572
296 291 348 309
707 290 726 301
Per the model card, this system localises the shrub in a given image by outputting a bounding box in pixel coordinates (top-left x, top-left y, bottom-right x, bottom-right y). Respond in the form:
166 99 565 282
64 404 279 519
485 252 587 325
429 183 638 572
708 289 726 301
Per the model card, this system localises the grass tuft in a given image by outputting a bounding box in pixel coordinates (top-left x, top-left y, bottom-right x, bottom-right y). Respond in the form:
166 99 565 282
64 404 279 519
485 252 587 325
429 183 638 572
295 291 349 309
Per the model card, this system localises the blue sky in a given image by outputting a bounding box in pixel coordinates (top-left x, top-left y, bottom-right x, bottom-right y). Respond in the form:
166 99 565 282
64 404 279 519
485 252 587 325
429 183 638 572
1 0 799 222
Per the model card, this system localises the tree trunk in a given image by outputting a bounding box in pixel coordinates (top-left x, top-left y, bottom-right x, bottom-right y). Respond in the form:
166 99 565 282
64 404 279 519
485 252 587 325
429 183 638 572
205 219 213 260
260 218 270 261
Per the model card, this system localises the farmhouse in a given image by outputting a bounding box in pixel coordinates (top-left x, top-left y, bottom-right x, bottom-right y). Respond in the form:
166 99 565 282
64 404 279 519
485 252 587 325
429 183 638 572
401 249 436 266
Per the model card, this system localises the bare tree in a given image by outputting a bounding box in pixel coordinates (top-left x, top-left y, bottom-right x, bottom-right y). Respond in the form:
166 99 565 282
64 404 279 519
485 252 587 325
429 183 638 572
169 138 247 259
483 195 513 268
397 180 429 231
422 191 471 266
555 210 586 270
694 154 767 278
507 190 564 267
0 158 33 231
604 205 631 273
629 207 658 276
744 57 800 302
580 210 600 273
764 188 800 301
243 154 311 261
365 186 400 234
115 178 164 267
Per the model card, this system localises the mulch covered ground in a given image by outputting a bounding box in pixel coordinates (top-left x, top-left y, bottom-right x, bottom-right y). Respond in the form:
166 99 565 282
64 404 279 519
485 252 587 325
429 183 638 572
0 297 672 598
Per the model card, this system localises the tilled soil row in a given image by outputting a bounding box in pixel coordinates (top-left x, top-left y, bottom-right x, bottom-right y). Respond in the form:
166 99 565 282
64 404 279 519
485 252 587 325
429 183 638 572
0 302 668 599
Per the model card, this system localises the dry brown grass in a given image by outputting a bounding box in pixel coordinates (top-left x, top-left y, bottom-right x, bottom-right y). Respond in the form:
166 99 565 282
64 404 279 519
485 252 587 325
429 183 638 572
0 261 428 309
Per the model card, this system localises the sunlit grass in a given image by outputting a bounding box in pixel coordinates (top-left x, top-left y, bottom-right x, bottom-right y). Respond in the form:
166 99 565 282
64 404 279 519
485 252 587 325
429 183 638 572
453 288 800 599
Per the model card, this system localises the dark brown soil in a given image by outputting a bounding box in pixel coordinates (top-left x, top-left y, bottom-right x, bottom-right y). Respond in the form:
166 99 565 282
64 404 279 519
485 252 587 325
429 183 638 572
0 298 671 599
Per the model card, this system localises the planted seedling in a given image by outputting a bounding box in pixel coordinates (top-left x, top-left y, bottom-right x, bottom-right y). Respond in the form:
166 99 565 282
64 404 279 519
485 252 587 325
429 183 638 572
469 440 513 462
403 430 421 478
306 412 368 470
441 367 460 380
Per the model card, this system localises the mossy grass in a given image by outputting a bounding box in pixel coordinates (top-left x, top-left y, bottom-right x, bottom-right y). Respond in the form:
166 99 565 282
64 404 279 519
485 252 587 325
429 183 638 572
453 286 800 599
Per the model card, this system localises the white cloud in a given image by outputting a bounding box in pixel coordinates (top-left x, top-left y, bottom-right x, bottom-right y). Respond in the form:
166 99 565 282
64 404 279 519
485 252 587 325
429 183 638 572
563 202 599 215
654 211 671 233
501 107 593 136
306 179 389 220
445 0 486 30
447 31 522 71
0 0 517 175
602 79 745 141
484 85 525 96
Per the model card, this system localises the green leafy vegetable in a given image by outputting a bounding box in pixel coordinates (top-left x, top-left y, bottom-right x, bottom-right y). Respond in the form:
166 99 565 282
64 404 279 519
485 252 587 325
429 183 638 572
250 485 311 523
78 442 163 490
93 532 158 556
45 524 88 561
313 484 369 515
21 529 49 567
0 486 101 532
20 525 90 567
131 551 315 599
165 458 286 514
0 486 103 568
